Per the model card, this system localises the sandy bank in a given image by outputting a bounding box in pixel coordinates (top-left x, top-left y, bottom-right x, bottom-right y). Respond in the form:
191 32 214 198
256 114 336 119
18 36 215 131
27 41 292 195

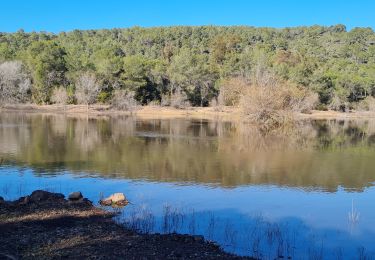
2 104 375 121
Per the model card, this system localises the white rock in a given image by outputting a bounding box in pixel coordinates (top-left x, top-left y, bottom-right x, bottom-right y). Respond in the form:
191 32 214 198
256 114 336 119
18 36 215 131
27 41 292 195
107 193 126 203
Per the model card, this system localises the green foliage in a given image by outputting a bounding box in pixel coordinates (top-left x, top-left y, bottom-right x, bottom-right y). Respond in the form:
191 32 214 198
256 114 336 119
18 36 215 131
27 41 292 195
0 25 374 108
97 91 111 103
24 40 67 104
66 84 75 104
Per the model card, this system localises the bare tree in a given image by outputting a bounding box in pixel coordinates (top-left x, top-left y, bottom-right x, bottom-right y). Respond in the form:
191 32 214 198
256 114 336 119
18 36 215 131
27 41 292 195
75 72 101 112
0 61 31 104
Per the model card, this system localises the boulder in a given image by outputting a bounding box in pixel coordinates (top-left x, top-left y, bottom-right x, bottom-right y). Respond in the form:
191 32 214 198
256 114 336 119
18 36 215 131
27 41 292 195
28 190 65 203
99 193 128 207
108 193 126 203
68 191 83 201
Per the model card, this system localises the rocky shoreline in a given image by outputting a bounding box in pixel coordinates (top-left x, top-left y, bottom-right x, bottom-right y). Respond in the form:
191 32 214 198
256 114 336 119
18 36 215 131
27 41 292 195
0 191 250 259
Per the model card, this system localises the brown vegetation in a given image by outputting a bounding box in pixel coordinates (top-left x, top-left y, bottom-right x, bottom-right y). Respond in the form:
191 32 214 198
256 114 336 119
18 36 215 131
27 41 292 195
51 87 68 105
218 77 247 106
355 96 375 111
161 89 191 109
111 90 138 111
229 65 318 129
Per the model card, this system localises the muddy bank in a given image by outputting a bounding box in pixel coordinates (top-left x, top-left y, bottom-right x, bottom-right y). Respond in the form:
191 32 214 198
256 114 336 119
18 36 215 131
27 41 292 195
0 191 248 259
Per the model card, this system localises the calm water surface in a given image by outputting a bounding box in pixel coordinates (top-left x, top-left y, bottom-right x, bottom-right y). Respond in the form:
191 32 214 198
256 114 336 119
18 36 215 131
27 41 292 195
1 112 375 259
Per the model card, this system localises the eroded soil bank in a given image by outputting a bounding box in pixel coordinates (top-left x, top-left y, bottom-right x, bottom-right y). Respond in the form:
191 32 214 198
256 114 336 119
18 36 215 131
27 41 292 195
0 191 248 259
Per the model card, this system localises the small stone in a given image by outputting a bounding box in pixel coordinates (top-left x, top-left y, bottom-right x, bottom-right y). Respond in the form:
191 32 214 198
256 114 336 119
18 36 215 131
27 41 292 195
68 191 83 201
99 199 112 206
82 198 93 205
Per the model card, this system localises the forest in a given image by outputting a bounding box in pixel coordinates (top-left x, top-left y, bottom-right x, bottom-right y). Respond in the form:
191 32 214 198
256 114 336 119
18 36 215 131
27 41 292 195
0 25 375 111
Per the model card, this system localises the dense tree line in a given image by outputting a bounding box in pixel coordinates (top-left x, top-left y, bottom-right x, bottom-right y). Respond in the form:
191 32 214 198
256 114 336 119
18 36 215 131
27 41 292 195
0 25 374 110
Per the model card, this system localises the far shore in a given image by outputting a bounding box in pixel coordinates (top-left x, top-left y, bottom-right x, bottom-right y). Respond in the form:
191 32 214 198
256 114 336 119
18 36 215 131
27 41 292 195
2 104 375 121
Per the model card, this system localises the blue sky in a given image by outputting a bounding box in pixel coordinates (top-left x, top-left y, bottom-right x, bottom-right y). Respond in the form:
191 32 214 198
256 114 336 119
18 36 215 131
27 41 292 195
1 0 374 33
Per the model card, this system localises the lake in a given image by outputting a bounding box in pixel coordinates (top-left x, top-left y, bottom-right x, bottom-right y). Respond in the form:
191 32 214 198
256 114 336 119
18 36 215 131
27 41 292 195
0 112 375 259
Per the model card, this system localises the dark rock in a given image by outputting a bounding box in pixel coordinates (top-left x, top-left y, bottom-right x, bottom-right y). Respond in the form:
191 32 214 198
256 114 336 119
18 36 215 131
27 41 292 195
99 199 112 206
21 196 30 204
0 196 4 204
28 190 65 203
82 198 93 206
68 192 83 201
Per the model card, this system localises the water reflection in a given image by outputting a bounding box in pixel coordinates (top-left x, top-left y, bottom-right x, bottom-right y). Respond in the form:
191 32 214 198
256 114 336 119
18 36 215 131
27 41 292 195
1 169 375 259
1 113 375 258
0 112 375 191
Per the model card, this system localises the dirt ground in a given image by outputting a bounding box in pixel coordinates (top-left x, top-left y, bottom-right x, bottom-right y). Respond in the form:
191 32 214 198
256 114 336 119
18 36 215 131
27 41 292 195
0 191 250 260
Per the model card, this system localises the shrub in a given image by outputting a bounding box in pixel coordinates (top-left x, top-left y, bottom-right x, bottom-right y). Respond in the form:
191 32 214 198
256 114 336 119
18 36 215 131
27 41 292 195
51 87 68 105
171 89 190 108
328 94 349 112
160 94 170 106
209 97 218 107
66 84 75 104
0 61 31 104
239 69 317 129
111 90 138 111
289 87 319 114
315 103 328 111
161 89 190 109
147 100 161 106
217 77 247 106
355 96 375 111
97 91 111 103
